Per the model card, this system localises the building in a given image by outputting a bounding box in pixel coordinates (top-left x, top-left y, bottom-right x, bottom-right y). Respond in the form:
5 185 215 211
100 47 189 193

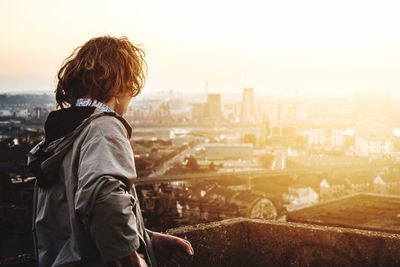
269 102 307 124
229 191 278 220
240 88 255 123
132 129 172 141
205 143 253 159
319 178 346 201
15 109 29 119
206 93 222 119
283 186 319 210
202 185 278 220
0 121 22 138
0 109 12 118
263 102 307 146
155 102 172 122
307 127 346 148
355 127 393 157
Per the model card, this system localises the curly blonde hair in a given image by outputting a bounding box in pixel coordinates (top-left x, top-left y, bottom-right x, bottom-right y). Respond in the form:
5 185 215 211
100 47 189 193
55 36 146 108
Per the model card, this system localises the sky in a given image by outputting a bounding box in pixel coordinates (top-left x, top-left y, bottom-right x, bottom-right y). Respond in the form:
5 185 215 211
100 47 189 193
1 0 400 97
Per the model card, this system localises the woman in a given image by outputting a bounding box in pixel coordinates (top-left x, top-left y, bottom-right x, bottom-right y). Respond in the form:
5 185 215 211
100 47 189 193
28 36 193 267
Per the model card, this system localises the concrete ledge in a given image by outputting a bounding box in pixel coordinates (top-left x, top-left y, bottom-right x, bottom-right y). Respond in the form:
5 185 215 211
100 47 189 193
162 218 400 267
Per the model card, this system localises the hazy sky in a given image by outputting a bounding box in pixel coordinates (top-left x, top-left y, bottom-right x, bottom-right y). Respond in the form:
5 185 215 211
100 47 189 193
1 0 400 96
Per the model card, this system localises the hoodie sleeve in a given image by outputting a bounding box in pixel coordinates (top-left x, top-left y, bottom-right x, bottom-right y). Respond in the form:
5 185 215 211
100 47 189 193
75 122 140 262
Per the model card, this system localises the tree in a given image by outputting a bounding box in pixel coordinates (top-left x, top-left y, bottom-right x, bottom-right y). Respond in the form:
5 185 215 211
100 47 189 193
185 155 199 172
209 161 216 171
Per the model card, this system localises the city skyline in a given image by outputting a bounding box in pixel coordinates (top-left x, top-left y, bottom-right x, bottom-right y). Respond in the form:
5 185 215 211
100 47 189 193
1 0 400 96
2 1 400 263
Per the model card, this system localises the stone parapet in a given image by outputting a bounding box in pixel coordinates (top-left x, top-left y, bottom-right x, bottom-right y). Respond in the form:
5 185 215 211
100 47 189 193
161 218 400 267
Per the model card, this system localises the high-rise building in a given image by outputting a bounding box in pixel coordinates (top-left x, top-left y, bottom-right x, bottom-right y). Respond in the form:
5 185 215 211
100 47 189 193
241 88 255 123
206 93 222 119
270 103 306 123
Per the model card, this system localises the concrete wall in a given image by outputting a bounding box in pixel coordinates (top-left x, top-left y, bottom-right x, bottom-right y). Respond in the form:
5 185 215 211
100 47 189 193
160 218 400 267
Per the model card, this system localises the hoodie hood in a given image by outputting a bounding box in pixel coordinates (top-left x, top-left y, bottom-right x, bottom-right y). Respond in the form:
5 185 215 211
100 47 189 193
28 107 132 188
44 106 97 145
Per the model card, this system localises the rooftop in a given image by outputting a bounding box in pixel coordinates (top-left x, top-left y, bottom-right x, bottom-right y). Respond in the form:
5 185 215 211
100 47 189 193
287 193 400 234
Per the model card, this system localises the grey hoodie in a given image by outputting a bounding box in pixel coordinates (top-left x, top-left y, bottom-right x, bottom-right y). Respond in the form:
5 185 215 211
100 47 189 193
28 107 157 267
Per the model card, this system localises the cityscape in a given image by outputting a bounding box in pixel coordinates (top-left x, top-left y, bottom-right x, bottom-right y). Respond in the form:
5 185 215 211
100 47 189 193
1 88 400 265
3 0 400 265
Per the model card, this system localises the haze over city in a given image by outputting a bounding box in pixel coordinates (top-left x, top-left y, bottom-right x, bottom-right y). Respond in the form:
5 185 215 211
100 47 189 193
1 0 400 96
3 1 400 266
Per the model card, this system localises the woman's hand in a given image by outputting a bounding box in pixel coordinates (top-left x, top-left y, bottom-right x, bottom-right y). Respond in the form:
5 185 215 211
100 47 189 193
152 232 194 266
